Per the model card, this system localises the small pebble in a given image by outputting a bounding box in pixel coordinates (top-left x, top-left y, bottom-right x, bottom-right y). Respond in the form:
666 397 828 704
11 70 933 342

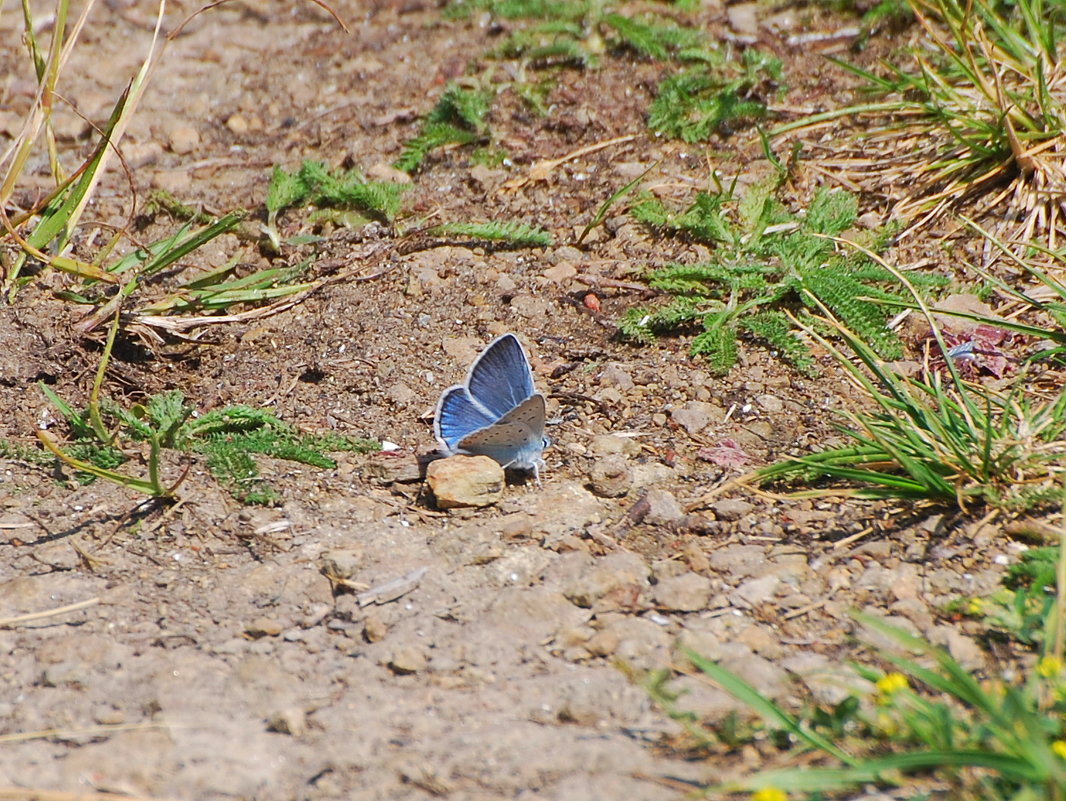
755 395 784 413
587 434 640 458
730 575 780 607
225 114 249 134
598 365 634 391
588 455 632 498
246 617 284 638
713 498 754 521
563 552 650 609
363 613 388 643
542 263 577 283
497 513 534 539
671 401 723 435
585 629 620 657
427 455 504 509
388 645 428 674
267 707 307 737
320 548 364 581
167 123 200 155
366 162 412 183
652 572 711 612
643 489 684 526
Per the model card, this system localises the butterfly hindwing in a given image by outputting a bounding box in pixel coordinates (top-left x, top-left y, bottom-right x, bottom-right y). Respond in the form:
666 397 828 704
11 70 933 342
465 333 536 420
497 392 546 431
458 394 547 471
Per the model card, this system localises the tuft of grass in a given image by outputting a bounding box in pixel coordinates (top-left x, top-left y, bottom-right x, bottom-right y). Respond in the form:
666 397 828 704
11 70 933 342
46 209 326 339
648 49 784 141
623 183 941 375
821 0 1066 243
1 1 344 300
27 387 379 504
394 84 494 173
756 271 1066 511
428 220 552 248
0 3 341 339
266 160 407 233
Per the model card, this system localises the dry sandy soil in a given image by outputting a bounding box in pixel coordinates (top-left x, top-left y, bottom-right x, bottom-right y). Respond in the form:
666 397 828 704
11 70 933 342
0 0 1031 799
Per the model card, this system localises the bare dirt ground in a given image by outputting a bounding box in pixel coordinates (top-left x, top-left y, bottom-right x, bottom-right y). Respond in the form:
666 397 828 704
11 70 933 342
0 1 1028 799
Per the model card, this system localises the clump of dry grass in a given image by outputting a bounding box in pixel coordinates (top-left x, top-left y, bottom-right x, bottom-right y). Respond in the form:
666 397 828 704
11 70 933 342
780 0 1066 248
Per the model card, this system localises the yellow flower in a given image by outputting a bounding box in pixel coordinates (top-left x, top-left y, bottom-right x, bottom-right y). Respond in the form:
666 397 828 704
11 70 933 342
1052 741 1066 760
875 710 899 737
874 674 908 703
1038 655 1064 679
966 597 983 615
752 789 788 801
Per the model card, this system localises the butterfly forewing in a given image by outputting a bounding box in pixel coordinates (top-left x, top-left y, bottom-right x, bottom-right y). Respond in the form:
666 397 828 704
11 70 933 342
465 334 537 420
435 386 498 451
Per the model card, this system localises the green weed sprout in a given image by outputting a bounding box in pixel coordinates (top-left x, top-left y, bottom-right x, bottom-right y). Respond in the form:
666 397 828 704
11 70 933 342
264 160 408 248
648 49 784 141
624 184 941 375
395 84 494 173
28 387 379 505
459 0 705 68
428 220 552 248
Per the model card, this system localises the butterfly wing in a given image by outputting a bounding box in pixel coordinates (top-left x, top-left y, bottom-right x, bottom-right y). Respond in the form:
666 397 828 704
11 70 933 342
434 385 498 453
457 393 547 471
465 333 537 420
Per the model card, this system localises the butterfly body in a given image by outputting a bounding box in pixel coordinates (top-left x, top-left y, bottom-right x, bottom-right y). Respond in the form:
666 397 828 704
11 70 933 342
434 334 549 480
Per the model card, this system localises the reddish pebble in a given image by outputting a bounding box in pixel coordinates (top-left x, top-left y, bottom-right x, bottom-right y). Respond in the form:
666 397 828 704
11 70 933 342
583 292 601 312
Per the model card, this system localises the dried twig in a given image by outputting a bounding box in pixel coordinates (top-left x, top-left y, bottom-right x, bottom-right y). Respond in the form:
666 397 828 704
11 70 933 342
357 566 428 607
0 597 100 628
0 788 178 801
500 134 638 192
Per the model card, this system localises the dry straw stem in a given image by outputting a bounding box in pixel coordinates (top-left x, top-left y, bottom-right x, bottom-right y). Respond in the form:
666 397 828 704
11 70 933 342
0 597 99 628
0 789 177 801
0 722 169 746
499 134 638 191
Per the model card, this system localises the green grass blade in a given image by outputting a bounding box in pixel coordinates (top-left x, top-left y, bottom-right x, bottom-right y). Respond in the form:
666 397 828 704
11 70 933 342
36 431 164 496
24 86 128 254
684 649 856 764
428 220 551 247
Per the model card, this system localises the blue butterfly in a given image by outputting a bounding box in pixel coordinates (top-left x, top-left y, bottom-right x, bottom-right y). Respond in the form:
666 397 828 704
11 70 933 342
434 333 549 481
